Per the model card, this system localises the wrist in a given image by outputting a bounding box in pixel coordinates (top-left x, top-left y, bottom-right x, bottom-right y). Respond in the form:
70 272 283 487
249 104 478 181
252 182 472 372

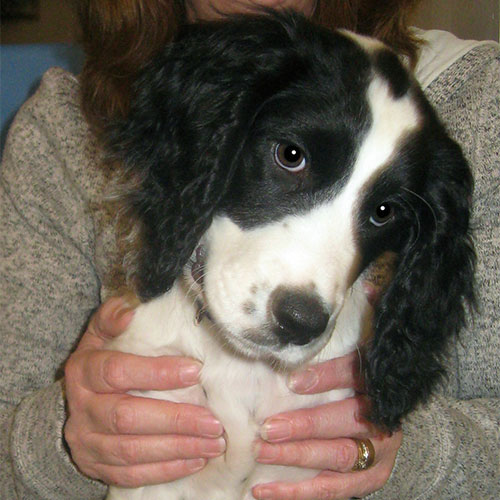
11 380 106 498
365 396 452 500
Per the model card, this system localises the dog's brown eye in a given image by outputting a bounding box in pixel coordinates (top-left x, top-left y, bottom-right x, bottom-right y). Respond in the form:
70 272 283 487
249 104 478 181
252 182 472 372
274 143 307 172
370 203 394 227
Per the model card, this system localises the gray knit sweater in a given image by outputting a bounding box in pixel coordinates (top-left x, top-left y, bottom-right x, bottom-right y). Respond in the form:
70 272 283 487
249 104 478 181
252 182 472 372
1 39 499 499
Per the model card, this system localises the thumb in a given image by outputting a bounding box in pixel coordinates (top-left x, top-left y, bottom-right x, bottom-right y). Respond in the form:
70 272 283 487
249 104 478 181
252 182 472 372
77 295 138 351
287 351 362 394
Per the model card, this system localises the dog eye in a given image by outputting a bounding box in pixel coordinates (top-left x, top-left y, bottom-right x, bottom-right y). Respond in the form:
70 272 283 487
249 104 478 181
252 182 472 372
370 203 395 227
274 143 307 172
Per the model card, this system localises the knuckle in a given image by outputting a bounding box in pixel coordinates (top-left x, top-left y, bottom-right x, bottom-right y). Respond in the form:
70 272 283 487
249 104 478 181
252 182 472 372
77 457 101 479
117 437 142 465
171 407 186 434
112 398 136 434
64 428 96 476
375 462 393 487
103 466 143 488
64 355 77 380
64 355 84 391
315 481 336 500
104 467 138 488
287 489 302 500
119 468 146 488
296 442 318 468
64 383 87 413
334 441 358 472
158 461 181 482
63 422 79 449
313 405 336 439
91 304 109 334
299 412 317 439
63 418 90 455
76 460 98 480
103 354 128 391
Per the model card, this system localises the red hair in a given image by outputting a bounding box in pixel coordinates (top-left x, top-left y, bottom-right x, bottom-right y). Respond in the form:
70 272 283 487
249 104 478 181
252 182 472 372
77 0 422 134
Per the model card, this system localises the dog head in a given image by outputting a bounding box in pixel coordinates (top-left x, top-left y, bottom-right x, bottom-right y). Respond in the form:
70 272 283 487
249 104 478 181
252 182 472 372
105 12 475 430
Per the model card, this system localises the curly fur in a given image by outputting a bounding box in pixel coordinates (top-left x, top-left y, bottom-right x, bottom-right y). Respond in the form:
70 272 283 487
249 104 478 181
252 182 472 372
102 11 475 498
364 125 476 428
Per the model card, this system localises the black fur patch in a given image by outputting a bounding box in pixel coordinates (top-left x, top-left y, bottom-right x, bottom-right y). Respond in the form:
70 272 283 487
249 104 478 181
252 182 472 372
357 116 475 429
373 48 412 98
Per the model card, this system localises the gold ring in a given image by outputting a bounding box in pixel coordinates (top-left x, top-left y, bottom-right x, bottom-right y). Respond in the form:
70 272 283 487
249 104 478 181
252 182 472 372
351 438 375 471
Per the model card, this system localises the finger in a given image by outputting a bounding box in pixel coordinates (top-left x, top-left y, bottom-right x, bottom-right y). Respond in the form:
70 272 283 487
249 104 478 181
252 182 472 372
78 297 136 351
87 394 224 438
77 350 202 393
257 432 398 472
260 396 375 442
287 352 362 394
87 433 226 466
252 467 389 500
256 438 361 473
95 459 208 489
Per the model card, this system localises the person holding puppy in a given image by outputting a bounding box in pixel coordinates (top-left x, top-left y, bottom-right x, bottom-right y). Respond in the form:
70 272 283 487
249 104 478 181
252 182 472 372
1 1 498 499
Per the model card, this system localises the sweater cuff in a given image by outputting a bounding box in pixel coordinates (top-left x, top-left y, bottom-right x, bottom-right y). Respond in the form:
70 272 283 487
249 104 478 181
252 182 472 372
11 380 107 499
366 395 453 500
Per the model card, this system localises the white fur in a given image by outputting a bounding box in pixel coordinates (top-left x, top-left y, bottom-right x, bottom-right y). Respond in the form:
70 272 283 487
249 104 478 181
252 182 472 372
105 71 421 499
106 278 367 500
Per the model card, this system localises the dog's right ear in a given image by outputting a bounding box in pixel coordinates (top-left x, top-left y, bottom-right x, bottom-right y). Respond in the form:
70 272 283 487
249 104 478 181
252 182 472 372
103 15 310 300
363 131 476 432
104 50 253 299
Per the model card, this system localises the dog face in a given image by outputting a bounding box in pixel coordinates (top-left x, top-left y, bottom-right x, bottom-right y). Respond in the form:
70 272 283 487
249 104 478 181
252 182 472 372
106 12 474 429
196 71 423 365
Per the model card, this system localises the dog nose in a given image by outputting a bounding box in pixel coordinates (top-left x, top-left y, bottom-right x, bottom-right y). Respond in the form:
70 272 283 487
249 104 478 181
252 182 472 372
271 288 330 346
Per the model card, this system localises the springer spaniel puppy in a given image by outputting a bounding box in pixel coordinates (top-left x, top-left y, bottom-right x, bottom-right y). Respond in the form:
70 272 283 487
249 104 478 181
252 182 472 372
102 11 475 500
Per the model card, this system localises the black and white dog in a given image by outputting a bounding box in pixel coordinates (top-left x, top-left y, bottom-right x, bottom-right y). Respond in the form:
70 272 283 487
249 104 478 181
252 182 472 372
103 11 475 500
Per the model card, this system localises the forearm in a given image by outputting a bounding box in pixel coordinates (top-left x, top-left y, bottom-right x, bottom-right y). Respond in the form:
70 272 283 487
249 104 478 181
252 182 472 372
368 395 500 499
0 69 108 498
1 382 107 500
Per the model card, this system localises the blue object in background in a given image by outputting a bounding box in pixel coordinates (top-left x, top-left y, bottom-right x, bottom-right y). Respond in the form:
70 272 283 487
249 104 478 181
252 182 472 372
0 43 84 156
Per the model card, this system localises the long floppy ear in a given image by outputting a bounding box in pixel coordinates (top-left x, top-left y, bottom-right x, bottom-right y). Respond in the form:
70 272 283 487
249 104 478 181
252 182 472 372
104 14 310 300
364 131 476 431
104 56 249 299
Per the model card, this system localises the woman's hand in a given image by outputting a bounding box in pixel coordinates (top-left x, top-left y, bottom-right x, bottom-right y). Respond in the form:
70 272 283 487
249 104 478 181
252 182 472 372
63 297 225 488
253 352 402 500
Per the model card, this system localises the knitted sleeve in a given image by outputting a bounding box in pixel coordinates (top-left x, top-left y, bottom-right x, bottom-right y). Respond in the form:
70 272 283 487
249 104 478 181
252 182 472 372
0 69 107 499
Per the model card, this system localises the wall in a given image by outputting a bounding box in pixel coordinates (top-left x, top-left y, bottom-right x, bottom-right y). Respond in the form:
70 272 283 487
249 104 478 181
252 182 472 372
413 0 499 42
1 0 79 44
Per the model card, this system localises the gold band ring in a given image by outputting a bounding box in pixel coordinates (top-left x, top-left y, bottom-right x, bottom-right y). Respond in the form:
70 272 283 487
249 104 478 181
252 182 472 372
351 438 376 471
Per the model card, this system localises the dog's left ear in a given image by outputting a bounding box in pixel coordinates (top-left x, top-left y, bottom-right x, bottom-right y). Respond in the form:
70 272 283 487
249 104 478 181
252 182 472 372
364 131 476 431
105 26 280 300
104 16 308 300
105 70 249 299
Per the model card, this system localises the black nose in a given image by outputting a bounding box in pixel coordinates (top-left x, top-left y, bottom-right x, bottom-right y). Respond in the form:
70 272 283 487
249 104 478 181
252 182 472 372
271 288 330 346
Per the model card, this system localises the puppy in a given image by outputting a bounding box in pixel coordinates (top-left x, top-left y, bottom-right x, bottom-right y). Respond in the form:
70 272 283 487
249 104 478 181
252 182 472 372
102 11 475 500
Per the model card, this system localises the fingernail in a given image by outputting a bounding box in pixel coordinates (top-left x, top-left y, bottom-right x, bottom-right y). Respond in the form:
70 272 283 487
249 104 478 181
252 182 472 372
185 458 206 472
255 443 278 463
198 415 224 438
287 368 318 393
253 486 274 499
179 362 202 385
202 437 226 457
260 419 291 442
113 301 135 322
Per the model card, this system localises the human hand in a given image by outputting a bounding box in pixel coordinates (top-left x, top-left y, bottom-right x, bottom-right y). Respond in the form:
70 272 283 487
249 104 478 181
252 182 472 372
253 352 402 499
63 297 225 487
